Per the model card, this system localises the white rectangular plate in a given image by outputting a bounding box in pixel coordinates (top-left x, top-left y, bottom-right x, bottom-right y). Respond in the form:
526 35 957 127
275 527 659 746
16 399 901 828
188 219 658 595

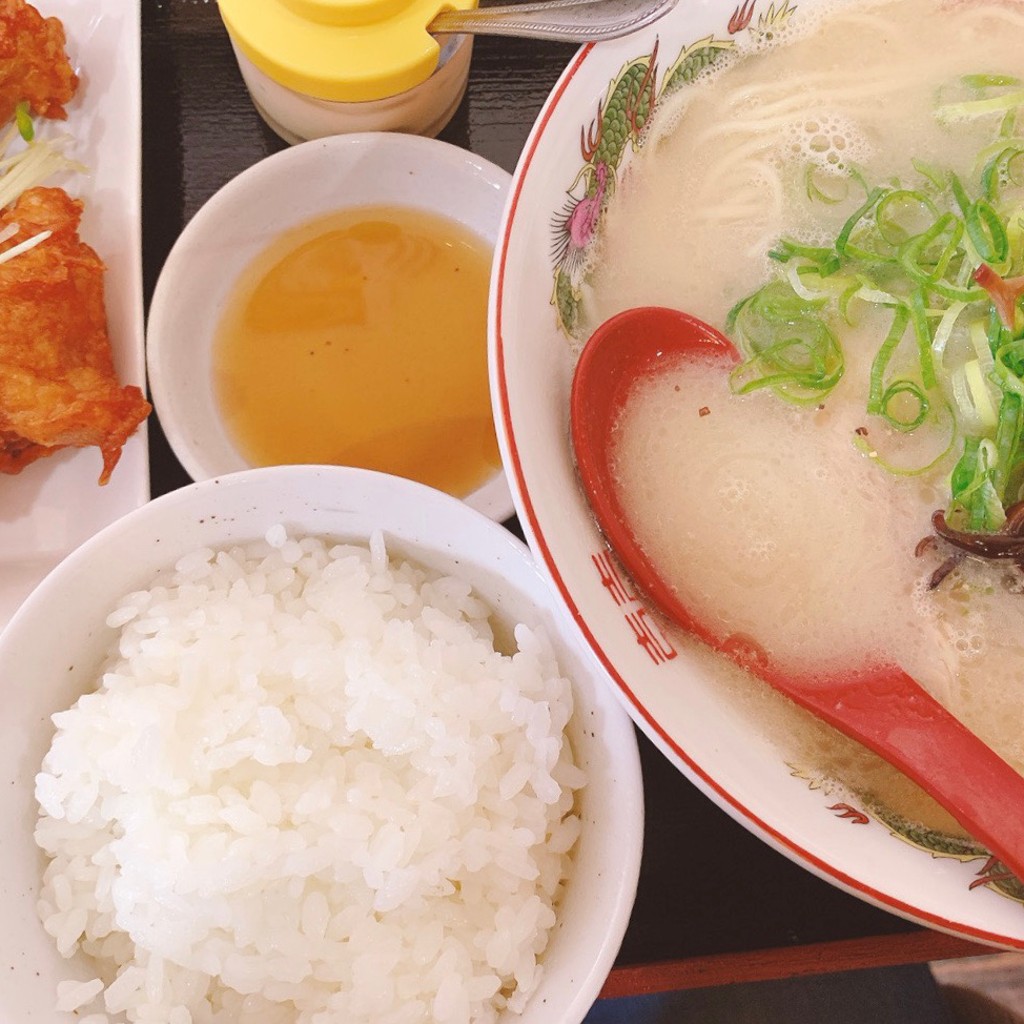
0 0 147 628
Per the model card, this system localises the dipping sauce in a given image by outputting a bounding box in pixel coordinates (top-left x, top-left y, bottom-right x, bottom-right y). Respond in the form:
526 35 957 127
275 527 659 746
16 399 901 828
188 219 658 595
213 205 501 497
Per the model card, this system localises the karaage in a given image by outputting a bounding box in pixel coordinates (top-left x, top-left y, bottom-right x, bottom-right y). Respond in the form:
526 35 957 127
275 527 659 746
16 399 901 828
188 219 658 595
0 187 151 483
0 0 77 125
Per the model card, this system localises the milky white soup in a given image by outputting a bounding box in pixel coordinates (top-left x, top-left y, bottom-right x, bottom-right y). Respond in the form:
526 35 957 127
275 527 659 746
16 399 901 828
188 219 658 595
594 0 1024 821
614 356 1024 739
585 0 1024 330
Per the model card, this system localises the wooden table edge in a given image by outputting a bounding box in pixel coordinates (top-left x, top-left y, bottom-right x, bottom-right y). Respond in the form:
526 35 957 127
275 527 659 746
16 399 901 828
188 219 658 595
600 930 993 999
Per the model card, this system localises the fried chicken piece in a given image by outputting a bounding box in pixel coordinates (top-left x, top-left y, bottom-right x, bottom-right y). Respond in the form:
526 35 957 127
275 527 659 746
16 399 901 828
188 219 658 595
0 186 150 483
0 0 78 125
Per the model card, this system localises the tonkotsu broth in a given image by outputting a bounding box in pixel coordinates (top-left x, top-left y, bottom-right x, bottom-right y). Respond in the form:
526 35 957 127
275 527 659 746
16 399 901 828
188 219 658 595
593 0 1024 810
584 0 1024 332
613 356 1024 772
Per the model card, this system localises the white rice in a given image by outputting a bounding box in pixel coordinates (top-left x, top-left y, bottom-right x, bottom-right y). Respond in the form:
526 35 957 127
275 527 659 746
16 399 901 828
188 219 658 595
34 530 585 1024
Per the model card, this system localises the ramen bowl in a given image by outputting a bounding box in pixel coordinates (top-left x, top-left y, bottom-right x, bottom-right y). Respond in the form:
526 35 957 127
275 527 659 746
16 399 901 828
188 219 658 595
0 465 642 1023
491 0 1024 946
147 132 514 523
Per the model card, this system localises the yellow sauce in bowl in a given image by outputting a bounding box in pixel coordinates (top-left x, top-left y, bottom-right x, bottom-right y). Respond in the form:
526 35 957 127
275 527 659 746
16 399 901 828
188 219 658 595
213 204 501 497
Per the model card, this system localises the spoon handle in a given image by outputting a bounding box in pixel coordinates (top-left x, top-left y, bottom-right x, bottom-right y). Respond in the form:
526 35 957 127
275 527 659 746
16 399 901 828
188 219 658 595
429 0 678 42
783 666 1024 885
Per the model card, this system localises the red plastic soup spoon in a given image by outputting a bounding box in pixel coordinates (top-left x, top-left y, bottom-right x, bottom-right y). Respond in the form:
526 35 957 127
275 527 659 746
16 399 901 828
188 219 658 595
570 305 1024 882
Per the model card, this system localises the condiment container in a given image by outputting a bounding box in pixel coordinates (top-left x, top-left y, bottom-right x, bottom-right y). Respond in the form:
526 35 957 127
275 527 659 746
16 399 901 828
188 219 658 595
218 0 478 143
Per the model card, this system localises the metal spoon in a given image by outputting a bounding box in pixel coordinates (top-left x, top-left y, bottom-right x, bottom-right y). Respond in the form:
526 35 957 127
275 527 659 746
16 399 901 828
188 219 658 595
429 0 678 43
571 304 1024 883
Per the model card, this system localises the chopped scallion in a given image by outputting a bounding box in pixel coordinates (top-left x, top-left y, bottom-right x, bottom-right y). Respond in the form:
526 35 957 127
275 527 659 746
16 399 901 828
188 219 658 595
14 101 32 142
724 72 1024 534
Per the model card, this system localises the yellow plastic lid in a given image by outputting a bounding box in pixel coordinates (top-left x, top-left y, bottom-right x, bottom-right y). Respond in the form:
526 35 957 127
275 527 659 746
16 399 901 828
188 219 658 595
218 0 478 104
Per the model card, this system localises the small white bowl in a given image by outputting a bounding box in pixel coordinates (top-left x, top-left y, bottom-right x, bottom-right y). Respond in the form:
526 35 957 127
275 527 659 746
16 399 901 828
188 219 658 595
0 465 643 1024
147 132 515 523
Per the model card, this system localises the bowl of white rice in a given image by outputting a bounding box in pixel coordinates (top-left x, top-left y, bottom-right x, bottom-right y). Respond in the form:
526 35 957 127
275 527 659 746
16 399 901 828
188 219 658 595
0 465 643 1024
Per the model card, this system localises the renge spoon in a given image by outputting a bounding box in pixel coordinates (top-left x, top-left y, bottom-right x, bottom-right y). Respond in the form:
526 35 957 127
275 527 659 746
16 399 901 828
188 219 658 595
570 304 1024 883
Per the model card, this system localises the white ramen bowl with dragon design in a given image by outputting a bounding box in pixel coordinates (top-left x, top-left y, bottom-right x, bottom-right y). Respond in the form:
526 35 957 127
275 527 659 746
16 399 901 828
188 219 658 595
491 0 1024 947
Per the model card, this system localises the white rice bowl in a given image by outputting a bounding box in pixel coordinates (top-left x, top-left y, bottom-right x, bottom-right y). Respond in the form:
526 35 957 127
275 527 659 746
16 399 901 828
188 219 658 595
0 466 643 1024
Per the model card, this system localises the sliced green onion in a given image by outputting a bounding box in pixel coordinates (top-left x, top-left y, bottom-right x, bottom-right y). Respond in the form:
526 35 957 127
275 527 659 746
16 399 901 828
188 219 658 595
722 88 1024 530
964 358 999 428
836 187 887 260
783 260 831 302
880 379 930 431
912 158 947 191
851 398 957 476
849 278 902 306
970 317 994 363
909 288 937 388
962 74 1022 89
951 365 982 434
769 238 841 276
928 278 988 303
725 299 745 334
748 279 828 321
805 165 849 205
994 337 1024 398
992 390 1023 500
1008 153 1024 187
973 200 1009 262
14 101 32 143
729 329 845 404
730 282 844 405
949 437 1005 532
950 436 982 499
938 88 1024 121
931 300 968 362
898 213 960 282
868 304 911 414
980 145 1024 200
875 189 938 245
768 238 832 263
838 278 861 324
